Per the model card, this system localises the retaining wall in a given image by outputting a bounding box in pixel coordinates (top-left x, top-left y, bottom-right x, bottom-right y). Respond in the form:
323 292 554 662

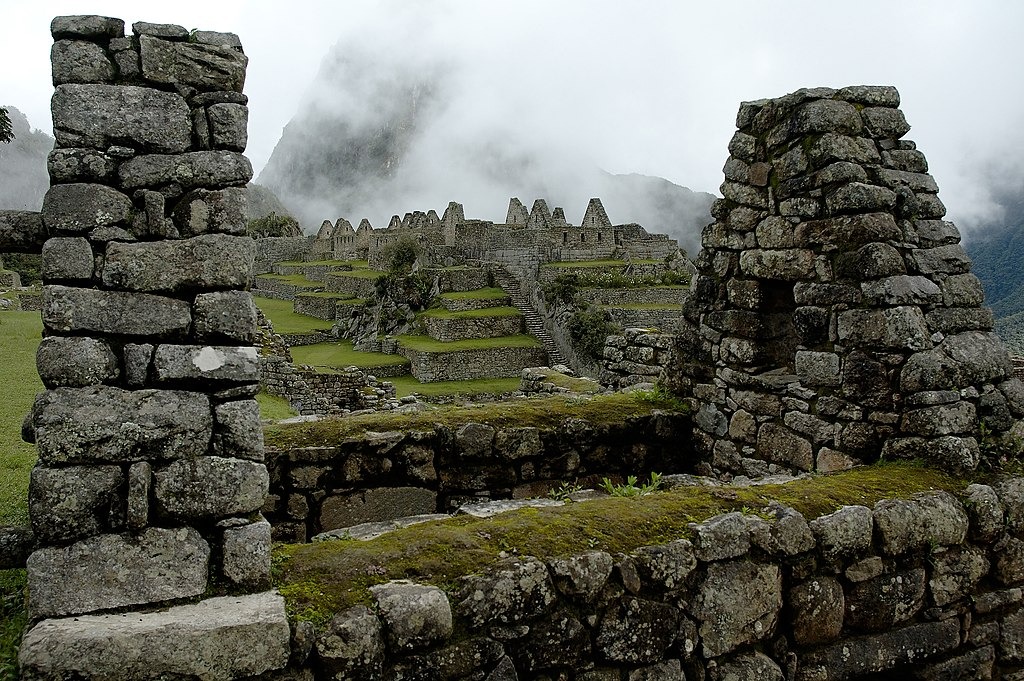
600 328 678 390
422 313 523 342
401 344 549 381
587 286 689 306
264 410 689 541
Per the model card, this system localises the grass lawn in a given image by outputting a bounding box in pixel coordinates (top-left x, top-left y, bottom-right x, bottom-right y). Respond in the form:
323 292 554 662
396 334 541 352
437 288 507 300
328 269 385 280
541 259 660 268
1 568 26 681
419 306 521 320
255 273 324 288
388 375 521 398
256 391 298 420
291 340 410 372
603 303 684 310
253 297 333 335
0 311 42 528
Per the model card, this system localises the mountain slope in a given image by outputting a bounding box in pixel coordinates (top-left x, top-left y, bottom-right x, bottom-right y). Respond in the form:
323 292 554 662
0 106 52 211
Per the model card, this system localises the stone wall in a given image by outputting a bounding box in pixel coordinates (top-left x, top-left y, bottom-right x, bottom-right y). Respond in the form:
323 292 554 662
401 344 549 382
421 313 524 342
251 275 322 300
537 261 665 285
325 271 380 298
18 15 290 679
260 481 1024 680
434 266 490 293
587 285 689 306
252 235 311 274
604 305 682 332
600 328 678 390
293 292 349 320
685 85 1024 477
258 312 396 416
265 411 688 541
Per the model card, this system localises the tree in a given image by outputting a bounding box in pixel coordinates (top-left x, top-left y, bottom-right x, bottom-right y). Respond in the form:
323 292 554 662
246 212 301 238
0 107 13 144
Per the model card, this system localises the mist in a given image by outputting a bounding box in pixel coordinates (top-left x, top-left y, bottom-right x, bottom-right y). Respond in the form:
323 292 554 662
0 107 52 211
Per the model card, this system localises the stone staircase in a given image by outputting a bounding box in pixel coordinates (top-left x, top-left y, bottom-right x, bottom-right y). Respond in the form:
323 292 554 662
492 266 566 366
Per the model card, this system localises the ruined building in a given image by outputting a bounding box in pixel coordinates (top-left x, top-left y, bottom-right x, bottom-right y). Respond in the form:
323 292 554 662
305 196 681 270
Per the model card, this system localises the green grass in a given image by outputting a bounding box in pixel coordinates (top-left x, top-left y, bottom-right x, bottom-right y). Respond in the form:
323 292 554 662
437 288 507 301
0 311 42 527
396 334 541 353
290 341 410 372
419 306 521 320
256 391 298 421
534 370 603 394
265 391 680 449
602 303 684 310
271 462 963 625
277 260 369 268
253 297 333 335
1 569 26 681
328 269 385 280
255 273 324 288
389 375 522 398
295 291 354 299
541 259 660 268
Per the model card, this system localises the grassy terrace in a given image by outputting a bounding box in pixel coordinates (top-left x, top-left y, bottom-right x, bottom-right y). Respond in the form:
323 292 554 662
272 461 963 625
276 259 370 268
541 259 660 268
389 375 521 399
290 341 410 372
328 269 386 279
396 334 540 352
253 297 333 335
437 287 507 300
295 291 355 299
264 391 680 448
255 273 324 288
603 303 684 310
419 306 521 319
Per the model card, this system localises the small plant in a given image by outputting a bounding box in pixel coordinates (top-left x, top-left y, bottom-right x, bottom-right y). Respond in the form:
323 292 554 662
632 383 689 412
568 305 619 360
600 472 663 497
977 419 1024 471
548 479 584 501
379 235 422 274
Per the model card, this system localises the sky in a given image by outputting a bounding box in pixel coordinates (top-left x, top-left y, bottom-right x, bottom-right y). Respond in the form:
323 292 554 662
2 0 1023 236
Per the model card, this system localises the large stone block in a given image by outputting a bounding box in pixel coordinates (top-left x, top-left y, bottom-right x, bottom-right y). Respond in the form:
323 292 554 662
222 517 272 587
194 290 258 343
739 248 816 280
29 465 124 543
153 344 258 384
836 306 930 351
207 103 248 151
789 577 844 645
214 399 264 461
50 15 124 39
596 597 679 664
41 183 132 233
51 84 190 153
316 606 385 679
809 505 872 560
455 557 556 627
941 331 1013 385
845 568 926 632
51 40 115 85
119 151 253 190
797 619 960 681
139 34 247 92
102 234 255 293
154 456 268 520
47 148 116 184
692 560 782 657
18 591 289 680
26 527 209 618
873 491 968 555
43 285 191 337
370 581 453 652
795 212 900 249
31 386 212 464
172 187 247 236
320 487 438 531
36 336 119 388
41 236 93 281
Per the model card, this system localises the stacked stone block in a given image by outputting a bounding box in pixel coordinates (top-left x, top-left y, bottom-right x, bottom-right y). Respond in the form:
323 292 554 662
686 86 1024 476
20 17 288 678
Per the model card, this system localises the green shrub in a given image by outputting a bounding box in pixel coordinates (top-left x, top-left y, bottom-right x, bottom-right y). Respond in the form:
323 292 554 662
542 273 580 305
380 236 422 274
247 212 301 238
568 306 619 360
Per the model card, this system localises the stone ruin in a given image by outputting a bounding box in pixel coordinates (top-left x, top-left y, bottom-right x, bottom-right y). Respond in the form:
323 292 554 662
8 12 1024 681
681 85 1024 476
302 196 682 270
15 15 290 679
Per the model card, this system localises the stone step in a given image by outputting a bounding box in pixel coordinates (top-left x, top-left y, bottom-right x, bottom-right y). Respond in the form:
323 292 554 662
492 269 566 366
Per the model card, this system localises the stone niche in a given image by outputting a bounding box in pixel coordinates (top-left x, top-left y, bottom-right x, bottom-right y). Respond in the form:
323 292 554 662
684 85 1024 477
